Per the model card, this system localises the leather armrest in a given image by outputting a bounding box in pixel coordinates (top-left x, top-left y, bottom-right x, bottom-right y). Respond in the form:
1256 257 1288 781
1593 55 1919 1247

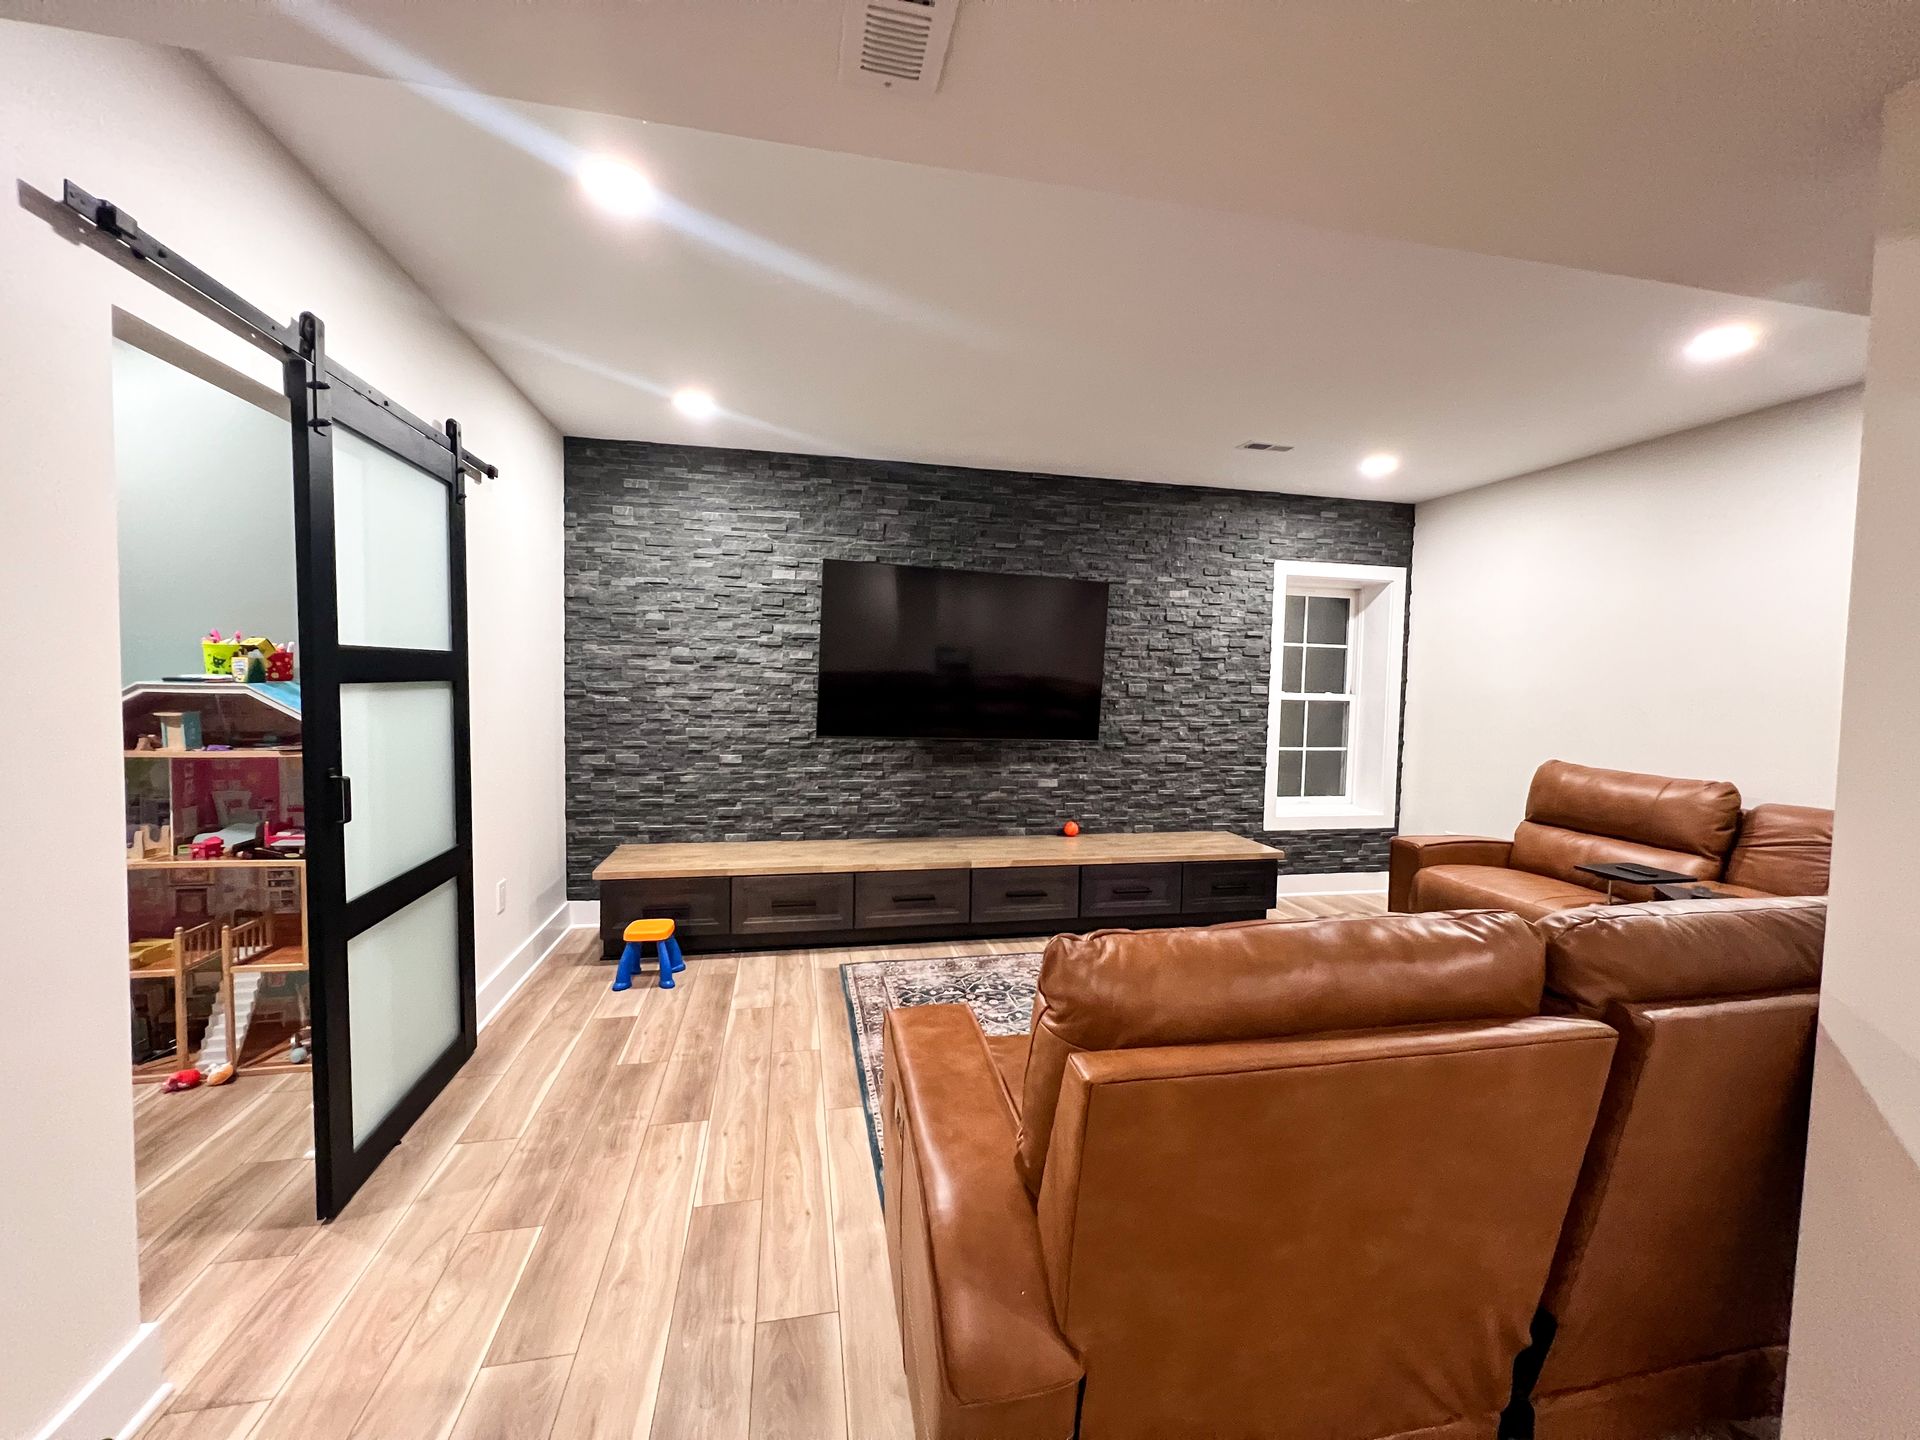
1389 834 1514 910
883 1005 1082 1440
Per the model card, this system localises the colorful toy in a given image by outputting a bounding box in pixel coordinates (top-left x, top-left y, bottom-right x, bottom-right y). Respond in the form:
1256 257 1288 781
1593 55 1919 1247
265 646 295 682
1061 819 1081 837
190 837 226 861
204 1062 236 1087
613 917 685 991
163 1067 203 1093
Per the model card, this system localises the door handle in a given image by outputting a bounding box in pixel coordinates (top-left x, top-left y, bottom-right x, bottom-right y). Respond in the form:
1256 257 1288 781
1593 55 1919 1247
327 770 353 825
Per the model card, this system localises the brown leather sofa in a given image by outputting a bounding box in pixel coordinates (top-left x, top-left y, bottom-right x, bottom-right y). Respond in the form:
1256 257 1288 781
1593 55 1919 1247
1390 761 1743 920
1507 896 1825 1439
881 911 1619 1440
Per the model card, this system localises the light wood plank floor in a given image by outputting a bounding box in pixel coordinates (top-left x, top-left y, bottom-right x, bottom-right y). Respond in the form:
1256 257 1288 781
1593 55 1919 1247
134 893 1384 1439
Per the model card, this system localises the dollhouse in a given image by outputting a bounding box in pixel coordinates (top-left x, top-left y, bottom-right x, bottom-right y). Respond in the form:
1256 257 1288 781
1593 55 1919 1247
124 679 309 1079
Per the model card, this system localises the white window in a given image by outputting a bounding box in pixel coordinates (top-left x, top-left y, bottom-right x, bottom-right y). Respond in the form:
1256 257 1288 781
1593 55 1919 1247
1263 560 1406 831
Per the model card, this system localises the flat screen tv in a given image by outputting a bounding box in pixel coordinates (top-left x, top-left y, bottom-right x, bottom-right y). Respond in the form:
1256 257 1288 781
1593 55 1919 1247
816 560 1109 740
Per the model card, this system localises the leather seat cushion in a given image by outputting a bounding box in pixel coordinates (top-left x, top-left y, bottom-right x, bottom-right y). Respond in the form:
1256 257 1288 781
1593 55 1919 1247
1411 865 1609 922
985 1033 1030 1117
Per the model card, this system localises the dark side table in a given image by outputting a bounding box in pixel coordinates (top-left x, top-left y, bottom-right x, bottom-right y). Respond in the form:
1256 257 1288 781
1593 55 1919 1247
1575 861 1698 902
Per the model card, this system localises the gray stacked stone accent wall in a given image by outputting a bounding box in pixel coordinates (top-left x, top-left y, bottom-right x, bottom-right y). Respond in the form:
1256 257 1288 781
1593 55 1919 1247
564 439 1414 899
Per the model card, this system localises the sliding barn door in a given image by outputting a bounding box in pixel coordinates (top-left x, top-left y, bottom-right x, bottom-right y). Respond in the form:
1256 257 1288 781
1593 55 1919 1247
287 317 476 1219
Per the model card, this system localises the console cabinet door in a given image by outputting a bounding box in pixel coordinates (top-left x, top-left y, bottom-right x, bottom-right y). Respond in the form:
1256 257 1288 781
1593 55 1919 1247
1081 863 1182 917
855 869 971 929
1182 861 1279 914
600 876 732 955
732 873 856 935
972 866 1080 925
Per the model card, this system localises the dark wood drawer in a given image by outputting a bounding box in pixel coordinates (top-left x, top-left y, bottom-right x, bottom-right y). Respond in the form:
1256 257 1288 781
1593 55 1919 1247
971 866 1080 925
1182 861 1278 914
732 873 855 935
1080 863 1182 917
855 869 970 929
600 876 731 953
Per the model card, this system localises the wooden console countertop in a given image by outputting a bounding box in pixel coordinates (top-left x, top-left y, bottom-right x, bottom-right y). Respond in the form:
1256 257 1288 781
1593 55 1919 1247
594 830 1284 881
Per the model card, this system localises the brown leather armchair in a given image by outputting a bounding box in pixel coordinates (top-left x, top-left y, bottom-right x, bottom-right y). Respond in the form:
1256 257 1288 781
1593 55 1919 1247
882 911 1619 1440
1509 896 1826 1439
1390 760 1743 920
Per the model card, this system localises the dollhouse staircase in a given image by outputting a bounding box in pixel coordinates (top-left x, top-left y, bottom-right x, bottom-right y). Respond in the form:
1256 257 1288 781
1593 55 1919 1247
197 970 263 1071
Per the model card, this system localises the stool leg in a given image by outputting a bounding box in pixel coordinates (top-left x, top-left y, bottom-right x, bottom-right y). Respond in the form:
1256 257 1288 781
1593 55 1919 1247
666 936 686 974
612 941 641 992
656 939 676 990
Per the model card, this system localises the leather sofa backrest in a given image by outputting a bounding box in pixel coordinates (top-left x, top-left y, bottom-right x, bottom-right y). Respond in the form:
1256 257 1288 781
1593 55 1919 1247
1528 898 1825 1406
1033 1016 1618 1440
1014 909 1545 1194
1509 760 1742 888
1723 803 1834 896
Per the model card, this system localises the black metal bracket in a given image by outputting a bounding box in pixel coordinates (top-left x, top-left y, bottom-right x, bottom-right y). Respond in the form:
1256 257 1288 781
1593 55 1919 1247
300 312 333 434
57 179 499 483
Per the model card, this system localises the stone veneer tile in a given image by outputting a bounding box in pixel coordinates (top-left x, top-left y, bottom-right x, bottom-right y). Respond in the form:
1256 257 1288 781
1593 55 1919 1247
563 440 1414 898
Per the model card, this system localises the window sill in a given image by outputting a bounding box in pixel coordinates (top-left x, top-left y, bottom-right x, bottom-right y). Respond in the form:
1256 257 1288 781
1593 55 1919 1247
1263 804 1397 833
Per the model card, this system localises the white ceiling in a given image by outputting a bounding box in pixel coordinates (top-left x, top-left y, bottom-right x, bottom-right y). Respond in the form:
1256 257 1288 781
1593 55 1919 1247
199 55 1866 502
12 0 1917 311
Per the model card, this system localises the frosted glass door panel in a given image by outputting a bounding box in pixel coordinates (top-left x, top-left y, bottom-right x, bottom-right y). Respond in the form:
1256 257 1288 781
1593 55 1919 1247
341 681 456 900
333 426 451 651
347 880 461 1146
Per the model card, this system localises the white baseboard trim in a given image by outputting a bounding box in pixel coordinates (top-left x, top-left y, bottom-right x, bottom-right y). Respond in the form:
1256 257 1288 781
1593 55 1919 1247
1274 870 1390 896
567 898 601 929
477 902 573 1030
31 1322 166 1440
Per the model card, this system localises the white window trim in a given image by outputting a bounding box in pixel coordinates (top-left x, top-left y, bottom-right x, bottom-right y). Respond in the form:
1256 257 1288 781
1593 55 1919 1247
1263 560 1406 831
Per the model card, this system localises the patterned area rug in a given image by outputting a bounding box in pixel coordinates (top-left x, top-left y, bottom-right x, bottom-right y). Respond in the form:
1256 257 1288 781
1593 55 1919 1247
839 950 1043 1191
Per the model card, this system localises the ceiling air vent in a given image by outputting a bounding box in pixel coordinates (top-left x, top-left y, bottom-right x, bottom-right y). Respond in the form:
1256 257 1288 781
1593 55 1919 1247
839 0 959 96
1239 441 1296 452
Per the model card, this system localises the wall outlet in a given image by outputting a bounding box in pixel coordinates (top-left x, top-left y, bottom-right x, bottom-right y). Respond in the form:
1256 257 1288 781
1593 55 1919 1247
495 879 507 915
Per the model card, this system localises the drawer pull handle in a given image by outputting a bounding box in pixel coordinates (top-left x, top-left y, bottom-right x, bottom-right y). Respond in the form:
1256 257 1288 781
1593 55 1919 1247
1005 888 1048 900
771 898 819 911
1112 884 1153 899
654 904 692 918
891 893 937 905
1209 882 1250 895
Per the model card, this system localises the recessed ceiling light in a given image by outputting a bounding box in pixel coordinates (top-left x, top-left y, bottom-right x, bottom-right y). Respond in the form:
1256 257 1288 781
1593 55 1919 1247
1683 323 1761 364
577 154 657 218
1358 452 1400 479
671 386 719 420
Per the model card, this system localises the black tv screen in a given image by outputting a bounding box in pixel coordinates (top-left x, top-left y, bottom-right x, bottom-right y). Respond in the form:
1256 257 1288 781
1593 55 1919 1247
816 560 1109 740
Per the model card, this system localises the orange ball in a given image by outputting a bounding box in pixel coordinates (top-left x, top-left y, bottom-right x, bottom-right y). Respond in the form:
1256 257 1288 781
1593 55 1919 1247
1061 820 1081 837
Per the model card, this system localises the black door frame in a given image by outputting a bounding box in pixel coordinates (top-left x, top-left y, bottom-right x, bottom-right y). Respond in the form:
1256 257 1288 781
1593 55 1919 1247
289 313 479 1218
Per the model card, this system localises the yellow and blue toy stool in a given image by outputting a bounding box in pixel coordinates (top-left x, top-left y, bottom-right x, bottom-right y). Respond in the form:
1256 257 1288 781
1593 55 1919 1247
613 918 685 991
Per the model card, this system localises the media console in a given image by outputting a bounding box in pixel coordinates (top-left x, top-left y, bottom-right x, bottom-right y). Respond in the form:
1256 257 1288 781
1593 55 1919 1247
593 831 1286 956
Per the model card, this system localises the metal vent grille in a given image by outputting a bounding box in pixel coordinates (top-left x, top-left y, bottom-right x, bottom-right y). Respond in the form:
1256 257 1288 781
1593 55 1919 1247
840 0 959 95
1239 441 1296 452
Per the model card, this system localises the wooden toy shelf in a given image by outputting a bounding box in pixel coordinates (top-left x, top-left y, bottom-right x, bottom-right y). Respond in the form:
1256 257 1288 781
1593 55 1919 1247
123 680 310 1083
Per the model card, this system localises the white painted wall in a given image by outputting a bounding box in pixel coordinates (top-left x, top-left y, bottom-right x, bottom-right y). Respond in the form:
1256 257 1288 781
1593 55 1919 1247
0 22 567 1439
1783 78 1920 1440
113 337 298 684
1399 388 1862 838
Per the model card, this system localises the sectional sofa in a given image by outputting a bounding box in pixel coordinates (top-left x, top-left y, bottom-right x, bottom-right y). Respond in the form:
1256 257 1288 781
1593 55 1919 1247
880 894 1823 1440
1390 760 1832 920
